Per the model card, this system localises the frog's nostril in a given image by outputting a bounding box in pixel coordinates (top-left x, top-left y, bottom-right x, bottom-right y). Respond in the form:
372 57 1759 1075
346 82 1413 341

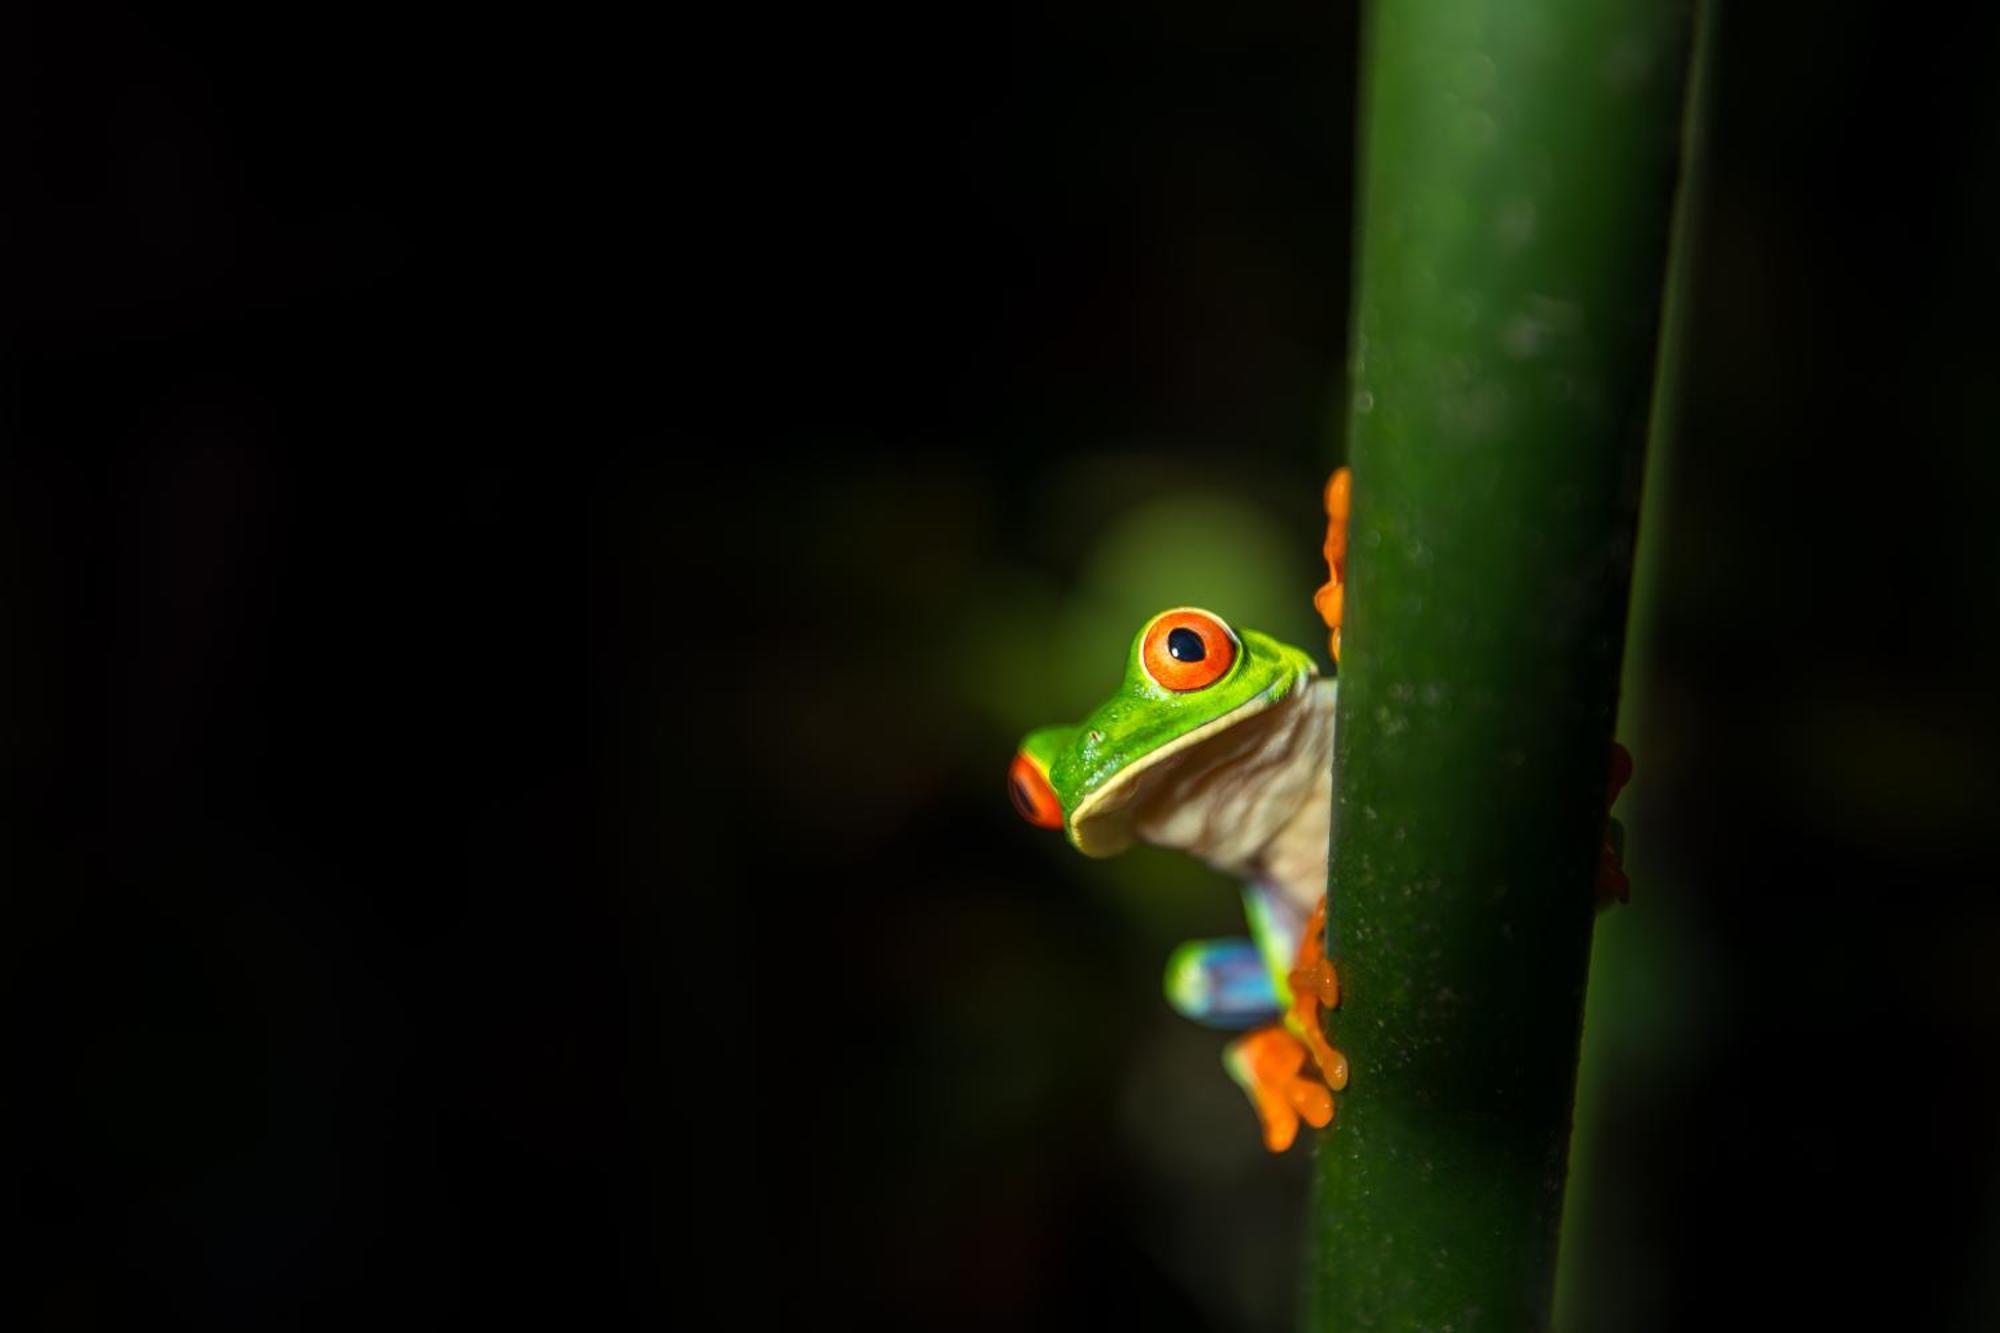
1009 752 1064 830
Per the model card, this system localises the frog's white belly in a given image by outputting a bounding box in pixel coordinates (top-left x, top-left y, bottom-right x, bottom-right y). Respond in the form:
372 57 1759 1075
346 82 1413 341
1126 678 1336 912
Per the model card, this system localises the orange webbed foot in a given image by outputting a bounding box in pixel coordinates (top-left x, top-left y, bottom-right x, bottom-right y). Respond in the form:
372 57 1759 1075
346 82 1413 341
1224 1027 1333 1153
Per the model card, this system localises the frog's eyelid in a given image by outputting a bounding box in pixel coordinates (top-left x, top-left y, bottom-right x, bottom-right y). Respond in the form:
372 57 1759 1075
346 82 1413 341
1008 750 1065 829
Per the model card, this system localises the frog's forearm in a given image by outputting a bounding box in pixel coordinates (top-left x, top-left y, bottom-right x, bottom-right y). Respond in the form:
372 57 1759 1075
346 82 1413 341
1241 880 1304 1002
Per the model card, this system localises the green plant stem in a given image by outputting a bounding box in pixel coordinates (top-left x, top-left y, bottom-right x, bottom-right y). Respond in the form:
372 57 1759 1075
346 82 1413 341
1553 4 1714 1324
1303 1 1696 1328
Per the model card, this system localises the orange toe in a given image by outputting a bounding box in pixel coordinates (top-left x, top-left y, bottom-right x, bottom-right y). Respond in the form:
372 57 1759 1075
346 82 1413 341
1316 466 1352 664
1289 1077 1334 1129
1287 897 1350 1091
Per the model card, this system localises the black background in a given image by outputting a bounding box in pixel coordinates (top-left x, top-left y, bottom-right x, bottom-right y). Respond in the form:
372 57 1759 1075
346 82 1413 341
11 2 2000 1329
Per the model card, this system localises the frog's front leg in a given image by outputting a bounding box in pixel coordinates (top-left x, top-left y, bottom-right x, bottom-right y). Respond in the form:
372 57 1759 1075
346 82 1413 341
1286 895 1349 1095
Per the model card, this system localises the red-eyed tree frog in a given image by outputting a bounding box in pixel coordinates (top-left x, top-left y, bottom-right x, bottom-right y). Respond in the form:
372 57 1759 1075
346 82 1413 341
1010 605 1347 1151
1009 470 1629 1153
1008 471 1357 1152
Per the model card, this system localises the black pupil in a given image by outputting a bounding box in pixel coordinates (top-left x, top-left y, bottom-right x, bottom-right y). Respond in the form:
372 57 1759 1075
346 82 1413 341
1166 627 1206 662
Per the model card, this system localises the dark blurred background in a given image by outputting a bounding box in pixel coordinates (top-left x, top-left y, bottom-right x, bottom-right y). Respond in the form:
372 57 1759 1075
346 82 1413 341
8 2 2000 1329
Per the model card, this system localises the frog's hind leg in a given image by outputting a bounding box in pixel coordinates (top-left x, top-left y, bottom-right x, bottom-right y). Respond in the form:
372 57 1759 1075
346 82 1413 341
1163 938 1283 1030
1223 1027 1333 1153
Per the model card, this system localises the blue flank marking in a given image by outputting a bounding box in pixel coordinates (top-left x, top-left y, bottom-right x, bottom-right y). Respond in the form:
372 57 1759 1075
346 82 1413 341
1163 937 1282 1030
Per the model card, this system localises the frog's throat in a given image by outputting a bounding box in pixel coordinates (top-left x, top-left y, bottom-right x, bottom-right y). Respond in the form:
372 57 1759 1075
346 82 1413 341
1067 671 1332 905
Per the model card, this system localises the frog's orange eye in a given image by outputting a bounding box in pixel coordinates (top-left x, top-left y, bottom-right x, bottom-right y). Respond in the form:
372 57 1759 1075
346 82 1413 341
1141 608 1238 692
1008 752 1064 830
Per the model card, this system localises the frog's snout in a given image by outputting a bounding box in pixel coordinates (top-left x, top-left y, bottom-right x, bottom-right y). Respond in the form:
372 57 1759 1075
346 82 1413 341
1008 751 1064 830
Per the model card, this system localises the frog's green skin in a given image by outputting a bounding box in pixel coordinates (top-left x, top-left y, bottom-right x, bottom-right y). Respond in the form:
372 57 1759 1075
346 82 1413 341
1019 609 1336 1027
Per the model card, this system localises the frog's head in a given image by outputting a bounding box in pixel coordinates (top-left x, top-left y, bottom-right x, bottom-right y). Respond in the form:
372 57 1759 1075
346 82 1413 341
1009 607 1320 857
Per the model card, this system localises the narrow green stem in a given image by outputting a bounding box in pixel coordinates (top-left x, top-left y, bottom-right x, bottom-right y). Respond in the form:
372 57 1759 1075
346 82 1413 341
1304 1 1696 1327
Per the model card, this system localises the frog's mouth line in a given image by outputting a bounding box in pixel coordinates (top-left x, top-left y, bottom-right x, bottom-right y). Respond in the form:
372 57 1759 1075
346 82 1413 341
1067 665 1316 858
